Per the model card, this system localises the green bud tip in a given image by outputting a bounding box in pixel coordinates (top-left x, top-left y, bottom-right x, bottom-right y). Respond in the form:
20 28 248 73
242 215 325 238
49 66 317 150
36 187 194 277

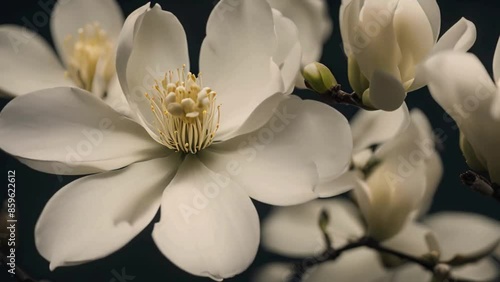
303 62 338 94
319 209 330 232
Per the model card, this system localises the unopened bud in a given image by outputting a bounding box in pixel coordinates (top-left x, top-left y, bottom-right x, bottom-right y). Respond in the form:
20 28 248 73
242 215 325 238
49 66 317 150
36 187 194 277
303 62 338 94
319 209 330 233
433 263 451 281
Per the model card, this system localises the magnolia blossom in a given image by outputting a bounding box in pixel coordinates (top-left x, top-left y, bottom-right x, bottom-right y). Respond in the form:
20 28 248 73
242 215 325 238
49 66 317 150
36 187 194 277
267 0 333 87
0 1 353 280
352 108 442 240
262 107 442 256
257 206 500 282
340 0 477 111
258 107 500 280
423 38 500 184
381 212 500 281
0 0 128 112
326 106 441 240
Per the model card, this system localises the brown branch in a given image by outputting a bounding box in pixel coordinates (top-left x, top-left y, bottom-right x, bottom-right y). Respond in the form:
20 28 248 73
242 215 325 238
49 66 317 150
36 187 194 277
460 170 500 202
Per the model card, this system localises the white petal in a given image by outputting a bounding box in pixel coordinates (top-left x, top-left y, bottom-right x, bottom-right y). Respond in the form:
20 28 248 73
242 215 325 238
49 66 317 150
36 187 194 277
493 37 500 83
417 0 441 42
200 0 284 137
344 0 402 81
201 97 352 205
452 258 500 281
339 0 353 56
152 155 259 280
35 155 181 270
350 103 410 152
272 9 302 93
216 93 287 141
253 263 292 282
411 18 477 91
394 0 435 85
382 222 432 257
316 170 362 198
102 75 132 117
0 87 167 175
262 199 365 258
305 249 388 282
0 26 72 97
367 70 407 111
424 212 500 261
51 0 124 64
417 151 442 217
388 264 432 282
118 4 190 140
423 52 500 182
376 108 437 165
431 18 476 55
356 161 427 241
268 0 333 65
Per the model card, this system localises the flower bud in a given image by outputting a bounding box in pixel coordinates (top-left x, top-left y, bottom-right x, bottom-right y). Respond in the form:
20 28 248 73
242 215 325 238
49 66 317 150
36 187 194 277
318 209 330 233
433 263 451 281
303 62 337 94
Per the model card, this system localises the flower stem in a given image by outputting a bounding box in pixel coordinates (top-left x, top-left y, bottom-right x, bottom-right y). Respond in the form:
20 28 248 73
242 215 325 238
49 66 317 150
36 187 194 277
306 82 373 110
287 237 473 282
460 170 500 202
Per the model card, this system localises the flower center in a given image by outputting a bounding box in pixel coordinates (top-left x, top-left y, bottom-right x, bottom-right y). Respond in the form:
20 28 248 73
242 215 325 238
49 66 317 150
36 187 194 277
145 66 220 154
64 22 114 93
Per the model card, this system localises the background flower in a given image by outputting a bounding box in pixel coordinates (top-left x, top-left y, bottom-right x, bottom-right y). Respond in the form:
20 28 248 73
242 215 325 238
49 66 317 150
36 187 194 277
423 38 500 184
0 0 128 113
340 0 476 111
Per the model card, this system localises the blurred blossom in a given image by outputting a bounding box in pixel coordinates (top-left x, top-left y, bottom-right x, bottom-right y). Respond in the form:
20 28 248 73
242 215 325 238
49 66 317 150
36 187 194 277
340 0 476 111
351 107 442 240
257 208 499 281
382 212 500 281
258 115 499 281
0 0 130 114
268 0 333 88
0 0 354 280
423 38 500 184
315 105 442 240
263 105 442 248
258 108 447 279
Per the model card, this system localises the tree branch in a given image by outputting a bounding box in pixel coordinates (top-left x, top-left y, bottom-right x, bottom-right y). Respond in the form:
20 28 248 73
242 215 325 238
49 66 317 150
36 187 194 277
287 237 476 282
305 82 373 110
460 170 500 202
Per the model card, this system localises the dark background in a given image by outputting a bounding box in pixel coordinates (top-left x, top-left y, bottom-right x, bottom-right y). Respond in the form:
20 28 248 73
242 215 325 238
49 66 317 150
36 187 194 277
0 0 499 281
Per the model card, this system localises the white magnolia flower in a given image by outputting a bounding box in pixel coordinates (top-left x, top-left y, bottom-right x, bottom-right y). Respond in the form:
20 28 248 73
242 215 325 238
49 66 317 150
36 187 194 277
382 212 500 282
340 0 477 111
0 1 353 280
352 108 442 240
328 106 442 240
423 38 500 184
258 206 499 282
0 0 128 112
262 108 442 254
268 0 333 88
